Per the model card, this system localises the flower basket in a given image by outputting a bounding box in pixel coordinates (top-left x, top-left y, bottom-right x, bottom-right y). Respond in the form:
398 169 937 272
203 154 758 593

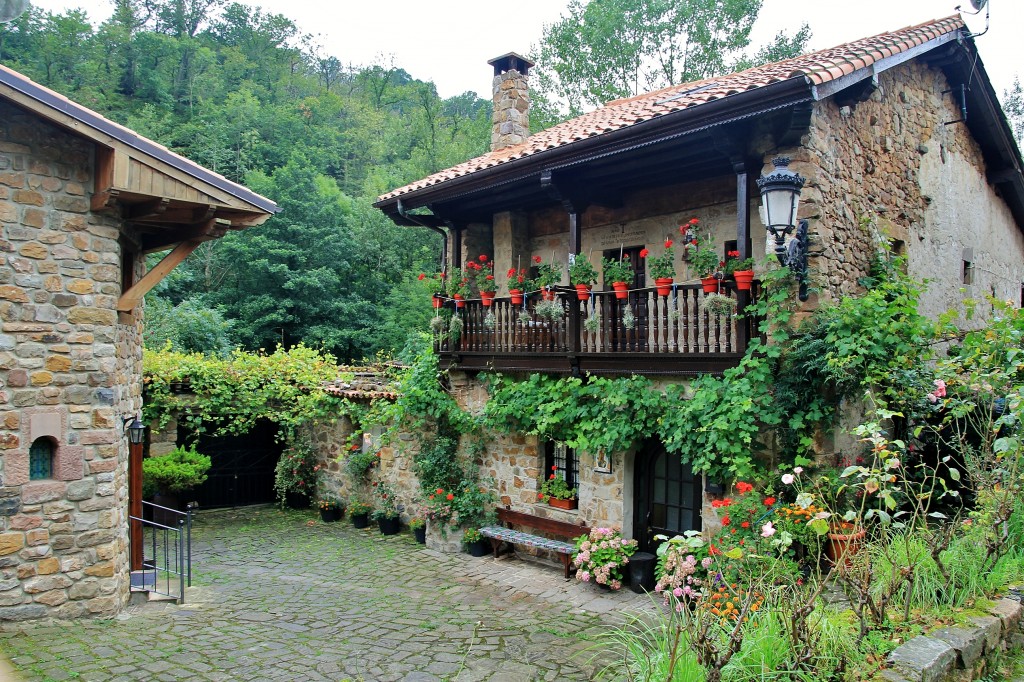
575 284 591 300
733 270 755 290
701 276 720 293
480 291 495 307
509 289 524 305
453 294 465 308
655 277 673 297
612 282 629 299
548 497 578 510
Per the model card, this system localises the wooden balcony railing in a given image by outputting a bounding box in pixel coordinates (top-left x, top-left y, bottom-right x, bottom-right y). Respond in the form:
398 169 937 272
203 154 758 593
434 283 759 375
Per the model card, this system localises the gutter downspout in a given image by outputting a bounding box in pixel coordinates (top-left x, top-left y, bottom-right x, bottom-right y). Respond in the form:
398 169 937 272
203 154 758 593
397 199 449 272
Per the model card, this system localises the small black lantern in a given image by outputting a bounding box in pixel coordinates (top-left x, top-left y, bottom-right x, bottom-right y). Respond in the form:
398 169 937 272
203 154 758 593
757 156 811 301
124 416 145 445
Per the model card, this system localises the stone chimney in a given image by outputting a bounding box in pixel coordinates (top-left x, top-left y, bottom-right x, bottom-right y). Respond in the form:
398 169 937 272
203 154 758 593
488 52 534 151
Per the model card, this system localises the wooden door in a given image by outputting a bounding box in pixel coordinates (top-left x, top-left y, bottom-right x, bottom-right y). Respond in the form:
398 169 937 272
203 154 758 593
634 440 702 553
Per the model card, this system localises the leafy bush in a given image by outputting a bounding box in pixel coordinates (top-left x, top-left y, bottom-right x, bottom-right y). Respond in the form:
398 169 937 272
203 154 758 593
142 445 211 496
273 440 320 504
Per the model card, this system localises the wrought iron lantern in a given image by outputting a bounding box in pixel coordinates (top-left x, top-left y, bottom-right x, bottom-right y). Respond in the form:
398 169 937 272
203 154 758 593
757 156 810 301
124 416 145 445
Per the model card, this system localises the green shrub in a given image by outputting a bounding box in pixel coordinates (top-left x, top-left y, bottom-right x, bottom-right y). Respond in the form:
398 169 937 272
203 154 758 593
142 445 211 496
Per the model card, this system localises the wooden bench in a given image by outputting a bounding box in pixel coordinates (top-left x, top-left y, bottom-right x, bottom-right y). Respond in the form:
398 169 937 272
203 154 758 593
479 508 591 578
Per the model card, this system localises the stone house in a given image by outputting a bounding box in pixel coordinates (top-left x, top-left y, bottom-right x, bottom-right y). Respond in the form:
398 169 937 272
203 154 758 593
0 64 277 621
372 16 1024 552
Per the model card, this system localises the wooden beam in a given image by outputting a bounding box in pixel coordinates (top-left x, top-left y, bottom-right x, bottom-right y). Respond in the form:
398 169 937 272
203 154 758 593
117 239 202 311
139 217 229 254
126 197 170 220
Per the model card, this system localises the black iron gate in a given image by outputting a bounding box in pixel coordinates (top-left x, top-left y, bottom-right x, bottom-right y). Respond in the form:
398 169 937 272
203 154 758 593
179 419 282 508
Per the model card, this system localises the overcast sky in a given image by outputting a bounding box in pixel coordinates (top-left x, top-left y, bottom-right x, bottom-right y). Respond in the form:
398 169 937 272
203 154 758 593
28 0 1022 101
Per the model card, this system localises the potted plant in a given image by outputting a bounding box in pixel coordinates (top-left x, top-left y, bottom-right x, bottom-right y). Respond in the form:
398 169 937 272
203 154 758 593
467 255 497 306
531 255 562 300
506 266 528 304
371 481 401 535
348 499 372 529
142 444 211 523
641 239 677 296
571 527 638 590
273 440 320 509
534 299 563 322
688 233 723 293
419 271 446 308
446 268 470 308
537 466 578 510
724 252 756 290
568 254 598 300
317 496 341 522
462 527 489 557
700 292 737 317
409 517 426 544
602 255 635 299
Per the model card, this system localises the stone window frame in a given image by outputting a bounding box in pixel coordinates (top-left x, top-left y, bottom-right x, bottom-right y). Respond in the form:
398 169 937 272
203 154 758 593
28 437 55 480
6 409 84 486
543 441 578 491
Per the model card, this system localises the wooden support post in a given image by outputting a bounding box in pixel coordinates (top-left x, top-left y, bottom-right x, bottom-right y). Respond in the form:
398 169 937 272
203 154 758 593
734 161 753 352
129 438 143 571
117 239 202 312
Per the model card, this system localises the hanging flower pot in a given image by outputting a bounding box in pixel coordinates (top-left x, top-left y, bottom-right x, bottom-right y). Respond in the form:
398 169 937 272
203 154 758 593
480 291 496 307
453 294 465 309
733 270 755 291
575 284 591 300
612 282 629 299
542 287 556 301
654 277 673 297
509 289 524 305
701 276 720 294
432 294 443 309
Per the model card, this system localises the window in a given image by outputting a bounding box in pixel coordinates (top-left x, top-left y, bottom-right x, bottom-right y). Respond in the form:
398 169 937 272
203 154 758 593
962 260 974 285
29 438 54 480
544 441 578 490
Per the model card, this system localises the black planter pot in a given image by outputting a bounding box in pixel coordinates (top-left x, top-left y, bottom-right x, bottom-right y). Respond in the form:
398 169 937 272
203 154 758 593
319 508 340 522
466 539 488 557
285 491 310 509
413 527 426 544
152 491 181 526
351 513 369 529
377 516 400 535
628 551 657 593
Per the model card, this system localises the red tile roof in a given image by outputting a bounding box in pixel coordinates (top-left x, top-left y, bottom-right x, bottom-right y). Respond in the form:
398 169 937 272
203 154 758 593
378 14 963 202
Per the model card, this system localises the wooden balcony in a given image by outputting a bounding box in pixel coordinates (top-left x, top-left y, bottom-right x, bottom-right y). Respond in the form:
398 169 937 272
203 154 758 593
435 283 759 376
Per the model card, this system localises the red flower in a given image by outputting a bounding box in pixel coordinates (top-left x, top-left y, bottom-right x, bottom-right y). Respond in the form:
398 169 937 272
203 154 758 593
507 267 516 278
485 274 494 281
691 239 698 245
436 488 444 495
418 273 426 280
722 515 730 526
478 255 488 262
551 465 557 471
549 473 555 480
711 498 733 508
735 481 753 494
446 493 454 501
640 248 650 258
537 493 544 500
689 218 699 225
664 239 673 249
741 521 750 528
763 496 776 507
428 495 435 500
533 255 542 264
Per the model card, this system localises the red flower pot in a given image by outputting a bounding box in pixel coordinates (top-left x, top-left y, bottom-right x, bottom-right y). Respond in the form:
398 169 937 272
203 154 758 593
612 282 629 299
701 277 720 294
825 523 866 572
432 294 443 309
548 497 578 510
541 287 556 301
655 277 673 297
575 284 591 300
509 289 524 305
733 270 755 291
480 291 495 307
453 294 465 308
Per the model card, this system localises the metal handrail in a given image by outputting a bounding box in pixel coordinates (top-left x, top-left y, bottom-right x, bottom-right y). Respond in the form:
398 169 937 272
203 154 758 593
129 501 194 602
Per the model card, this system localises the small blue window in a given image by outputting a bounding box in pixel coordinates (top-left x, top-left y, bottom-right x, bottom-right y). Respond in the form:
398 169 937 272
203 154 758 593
29 438 53 480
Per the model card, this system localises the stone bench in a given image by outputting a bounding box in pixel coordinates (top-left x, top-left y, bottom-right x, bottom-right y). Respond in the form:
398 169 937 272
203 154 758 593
480 507 590 579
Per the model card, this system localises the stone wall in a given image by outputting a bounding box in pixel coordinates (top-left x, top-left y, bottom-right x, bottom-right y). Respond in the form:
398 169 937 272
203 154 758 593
0 100 140 621
491 69 530 152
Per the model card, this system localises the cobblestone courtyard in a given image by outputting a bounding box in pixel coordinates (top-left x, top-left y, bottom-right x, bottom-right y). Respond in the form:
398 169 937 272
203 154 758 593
0 507 652 681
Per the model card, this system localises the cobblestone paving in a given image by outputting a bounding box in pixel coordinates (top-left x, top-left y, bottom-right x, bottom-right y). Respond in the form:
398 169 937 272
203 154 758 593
0 506 655 681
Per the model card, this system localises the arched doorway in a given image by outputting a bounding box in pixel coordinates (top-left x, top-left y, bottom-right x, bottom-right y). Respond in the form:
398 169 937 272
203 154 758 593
633 440 702 553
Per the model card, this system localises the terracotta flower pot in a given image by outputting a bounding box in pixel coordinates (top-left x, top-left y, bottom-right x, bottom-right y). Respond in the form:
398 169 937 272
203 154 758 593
480 291 495 307
509 289 524 305
701 276 720 293
825 523 865 571
575 284 591 300
541 287 557 301
612 282 629 299
432 294 443 309
548 497 578 510
733 270 755 291
654 277 673 296
453 294 465 308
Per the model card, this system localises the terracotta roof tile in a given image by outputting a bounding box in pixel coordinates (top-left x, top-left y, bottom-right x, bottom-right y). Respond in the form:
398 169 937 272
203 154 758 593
378 14 963 204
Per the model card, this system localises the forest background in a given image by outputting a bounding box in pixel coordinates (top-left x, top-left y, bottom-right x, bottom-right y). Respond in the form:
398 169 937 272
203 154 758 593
1 0 1020 362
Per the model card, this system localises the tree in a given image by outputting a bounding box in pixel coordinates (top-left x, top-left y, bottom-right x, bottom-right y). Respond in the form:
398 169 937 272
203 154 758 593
1003 75 1023 147
533 0 810 117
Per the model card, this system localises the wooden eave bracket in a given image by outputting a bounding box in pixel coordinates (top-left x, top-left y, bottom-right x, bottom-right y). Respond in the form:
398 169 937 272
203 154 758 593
117 218 230 312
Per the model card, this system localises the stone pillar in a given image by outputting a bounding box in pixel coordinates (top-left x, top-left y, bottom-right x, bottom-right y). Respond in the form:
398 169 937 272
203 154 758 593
488 53 534 152
492 211 530 294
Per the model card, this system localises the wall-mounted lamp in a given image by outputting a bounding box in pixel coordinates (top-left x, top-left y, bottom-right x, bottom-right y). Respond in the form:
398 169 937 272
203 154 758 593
756 156 810 301
123 415 145 445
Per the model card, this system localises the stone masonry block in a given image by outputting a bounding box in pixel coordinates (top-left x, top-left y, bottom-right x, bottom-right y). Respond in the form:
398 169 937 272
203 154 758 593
968 616 1002 653
930 627 986 669
886 636 956 682
990 598 1022 635
0 532 24 556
